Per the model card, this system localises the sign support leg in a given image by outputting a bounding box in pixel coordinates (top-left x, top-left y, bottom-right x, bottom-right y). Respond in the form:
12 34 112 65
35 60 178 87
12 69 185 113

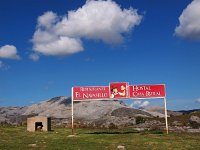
164 97 169 134
71 88 74 135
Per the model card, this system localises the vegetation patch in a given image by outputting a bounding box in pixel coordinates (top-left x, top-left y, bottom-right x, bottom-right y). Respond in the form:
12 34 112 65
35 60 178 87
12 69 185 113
0 126 200 150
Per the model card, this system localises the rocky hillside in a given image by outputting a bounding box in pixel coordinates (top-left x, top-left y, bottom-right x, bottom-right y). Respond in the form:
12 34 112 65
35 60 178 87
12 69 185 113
0 106 27 125
22 96 154 128
143 106 182 117
0 96 200 132
0 96 153 127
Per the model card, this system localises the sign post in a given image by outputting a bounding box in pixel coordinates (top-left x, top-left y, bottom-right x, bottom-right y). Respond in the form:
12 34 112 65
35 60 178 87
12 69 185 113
71 88 74 135
71 83 169 135
164 97 169 134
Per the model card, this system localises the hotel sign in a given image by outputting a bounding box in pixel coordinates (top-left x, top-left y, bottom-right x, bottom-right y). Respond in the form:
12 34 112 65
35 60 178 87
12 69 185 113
129 84 165 99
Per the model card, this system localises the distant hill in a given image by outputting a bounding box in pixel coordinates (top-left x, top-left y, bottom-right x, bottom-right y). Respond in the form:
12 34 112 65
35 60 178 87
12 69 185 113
143 106 182 117
177 109 200 114
0 106 27 125
0 96 200 132
0 96 153 127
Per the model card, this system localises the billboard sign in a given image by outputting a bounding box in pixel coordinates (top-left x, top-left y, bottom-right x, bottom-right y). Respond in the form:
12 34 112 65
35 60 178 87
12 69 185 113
71 83 168 134
73 83 166 100
129 84 165 98
73 86 110 101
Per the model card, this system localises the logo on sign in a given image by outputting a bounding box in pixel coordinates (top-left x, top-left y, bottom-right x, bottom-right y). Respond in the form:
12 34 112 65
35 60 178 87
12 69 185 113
109 82 129 99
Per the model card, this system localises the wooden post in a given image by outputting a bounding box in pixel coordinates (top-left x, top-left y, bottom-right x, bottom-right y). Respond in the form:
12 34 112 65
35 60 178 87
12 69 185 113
164 97 169 134
71 88 74 135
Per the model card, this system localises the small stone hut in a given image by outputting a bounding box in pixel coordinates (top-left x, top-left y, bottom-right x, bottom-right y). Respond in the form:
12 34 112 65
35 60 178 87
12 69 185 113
27 116 51 132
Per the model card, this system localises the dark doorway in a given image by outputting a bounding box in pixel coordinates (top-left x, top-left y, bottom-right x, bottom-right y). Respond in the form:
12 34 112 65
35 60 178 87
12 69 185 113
35 122 43 131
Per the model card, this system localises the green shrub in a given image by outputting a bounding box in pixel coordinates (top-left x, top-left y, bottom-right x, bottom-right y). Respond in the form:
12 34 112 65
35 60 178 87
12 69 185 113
108 123 118 129
189 121 200 129
136 116 146 124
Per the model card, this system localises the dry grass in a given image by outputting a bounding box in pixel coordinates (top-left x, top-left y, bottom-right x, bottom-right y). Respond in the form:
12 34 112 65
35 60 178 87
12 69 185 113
0 126 200 150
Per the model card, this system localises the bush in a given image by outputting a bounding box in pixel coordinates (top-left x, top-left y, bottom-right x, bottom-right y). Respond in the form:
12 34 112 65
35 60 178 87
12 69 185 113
136 116 146 124
149 125 163 134
108 123 118 129
189 121 200 129
0 121 13 127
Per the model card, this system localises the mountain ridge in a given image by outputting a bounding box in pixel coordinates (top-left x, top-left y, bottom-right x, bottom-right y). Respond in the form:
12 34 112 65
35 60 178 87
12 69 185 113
1 96 200 132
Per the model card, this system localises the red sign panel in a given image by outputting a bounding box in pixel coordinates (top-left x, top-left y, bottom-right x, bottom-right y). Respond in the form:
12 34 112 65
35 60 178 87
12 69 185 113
109 82 129 99
129 84 165 98
73 83 166 101
73 86 109 101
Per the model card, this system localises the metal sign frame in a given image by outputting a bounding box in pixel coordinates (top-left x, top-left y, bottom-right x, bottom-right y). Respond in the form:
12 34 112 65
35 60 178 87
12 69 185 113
71 84 168 135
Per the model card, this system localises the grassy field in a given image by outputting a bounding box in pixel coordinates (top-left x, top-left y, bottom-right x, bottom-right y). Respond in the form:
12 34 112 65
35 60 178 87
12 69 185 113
0 126 200 150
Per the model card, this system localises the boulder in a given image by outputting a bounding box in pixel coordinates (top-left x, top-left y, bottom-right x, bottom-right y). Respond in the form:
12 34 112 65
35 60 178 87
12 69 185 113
189 115 200 124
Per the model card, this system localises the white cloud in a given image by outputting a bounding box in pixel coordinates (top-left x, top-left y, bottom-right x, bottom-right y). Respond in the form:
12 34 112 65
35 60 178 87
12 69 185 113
33 35 83 56
0 45 20 60
196 98 200 103
55 0 142 44
175 0 200 40
37 11 58 29
32 0 142 57
130 100 150 108
29 53 40 61
140 101 150 107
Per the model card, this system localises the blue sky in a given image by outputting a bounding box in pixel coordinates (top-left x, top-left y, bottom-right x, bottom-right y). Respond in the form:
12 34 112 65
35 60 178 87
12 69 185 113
0 0 200 110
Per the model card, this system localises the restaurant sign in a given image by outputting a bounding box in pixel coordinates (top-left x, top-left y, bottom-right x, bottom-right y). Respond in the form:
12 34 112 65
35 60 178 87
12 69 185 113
73 86 109 101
